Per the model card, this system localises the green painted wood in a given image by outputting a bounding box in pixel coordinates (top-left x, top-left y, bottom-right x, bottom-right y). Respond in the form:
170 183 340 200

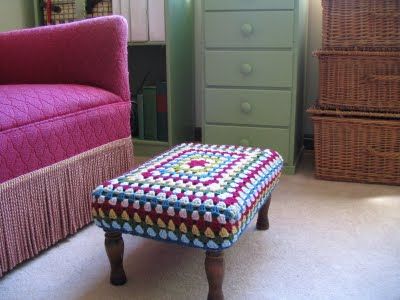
204 125 289 160
205 88 291 127
205 50 293 88
143 86 157 140
166 0 195 145
201 0 308 173
204 0 295 11
283 164 297 175
33 0 41 26
205 11 294 48
283 146 304 174
128 41 166 46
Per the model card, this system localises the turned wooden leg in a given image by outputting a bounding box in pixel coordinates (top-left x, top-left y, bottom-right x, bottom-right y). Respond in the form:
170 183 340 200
105 231 127 286
205 251 224 300
256 196 271 230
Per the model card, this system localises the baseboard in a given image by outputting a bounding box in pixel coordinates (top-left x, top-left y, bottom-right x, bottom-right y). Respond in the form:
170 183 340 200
283 145 304 175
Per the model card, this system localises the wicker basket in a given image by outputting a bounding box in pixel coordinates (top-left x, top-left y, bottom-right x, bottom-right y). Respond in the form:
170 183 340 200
308 106 400 185
43 0 112 25
322 0 400 50
43 0 76 25
315 50 400 113
86 0 112 18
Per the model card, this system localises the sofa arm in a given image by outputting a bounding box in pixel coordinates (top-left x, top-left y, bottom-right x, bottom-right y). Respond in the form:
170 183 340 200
0 16 130 101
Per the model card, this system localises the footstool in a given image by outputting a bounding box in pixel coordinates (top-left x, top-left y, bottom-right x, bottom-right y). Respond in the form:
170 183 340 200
92 143 283 299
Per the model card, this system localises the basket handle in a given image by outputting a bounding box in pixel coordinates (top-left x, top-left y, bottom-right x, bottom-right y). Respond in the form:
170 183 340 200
367 147 400 159
369 12 400 18
366 74 400 82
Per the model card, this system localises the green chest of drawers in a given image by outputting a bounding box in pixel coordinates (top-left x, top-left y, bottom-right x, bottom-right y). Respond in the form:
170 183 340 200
201 0 308 173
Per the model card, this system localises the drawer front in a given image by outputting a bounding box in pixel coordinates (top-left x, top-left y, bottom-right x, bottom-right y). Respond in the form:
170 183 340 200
205 50 293 88
312 116 400 185
204 0 295 11
205 88 291 127
205 11 294 48
204 125 289 160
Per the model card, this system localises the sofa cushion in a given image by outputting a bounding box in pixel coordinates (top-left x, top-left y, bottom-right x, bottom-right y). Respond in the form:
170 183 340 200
0 84 131 183
0 84 125 131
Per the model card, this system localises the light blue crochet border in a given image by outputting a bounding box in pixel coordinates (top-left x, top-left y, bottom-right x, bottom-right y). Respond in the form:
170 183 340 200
94 158 283 223
95 182 277 251
94 148 283 251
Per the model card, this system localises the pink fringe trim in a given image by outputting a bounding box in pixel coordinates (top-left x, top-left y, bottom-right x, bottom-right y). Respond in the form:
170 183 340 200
0 137 134 277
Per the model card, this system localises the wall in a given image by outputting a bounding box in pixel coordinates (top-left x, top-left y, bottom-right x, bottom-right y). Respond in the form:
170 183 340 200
304 0 322 135
194 0 323 136
0 0 35 32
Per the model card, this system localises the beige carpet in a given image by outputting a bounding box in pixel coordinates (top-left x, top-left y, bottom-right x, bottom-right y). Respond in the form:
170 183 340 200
0 153 399 300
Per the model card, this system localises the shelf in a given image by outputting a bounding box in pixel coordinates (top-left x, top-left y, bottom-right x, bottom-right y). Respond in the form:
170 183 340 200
133 138 169 146
128 41 166 46
130 0 194 150
133 138 169 157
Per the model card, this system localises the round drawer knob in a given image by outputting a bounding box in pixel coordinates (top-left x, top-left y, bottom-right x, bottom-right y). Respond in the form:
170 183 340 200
240 63 252 75
241 23 253 36
240 102 252 114
240 139 250 147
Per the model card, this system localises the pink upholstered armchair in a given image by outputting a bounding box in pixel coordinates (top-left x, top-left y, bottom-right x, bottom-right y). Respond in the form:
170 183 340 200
0 16 134 277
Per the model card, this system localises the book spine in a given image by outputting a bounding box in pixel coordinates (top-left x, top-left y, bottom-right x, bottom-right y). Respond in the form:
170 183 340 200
156 82 168 141
143 86 157 140
129 0 148 42
148 0 165 42
137 94 145 139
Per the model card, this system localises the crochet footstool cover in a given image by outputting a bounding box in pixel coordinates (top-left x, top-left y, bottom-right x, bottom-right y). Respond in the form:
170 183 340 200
92 143 283 299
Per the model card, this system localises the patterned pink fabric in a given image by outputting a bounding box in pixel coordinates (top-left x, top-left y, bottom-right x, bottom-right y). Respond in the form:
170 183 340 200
0 84 124 131
0 16 134 276
0 16 130 102
0 98 131 183
0 16 132 183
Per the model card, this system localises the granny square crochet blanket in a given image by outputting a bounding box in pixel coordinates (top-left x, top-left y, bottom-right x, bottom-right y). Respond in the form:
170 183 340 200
92 143 283 250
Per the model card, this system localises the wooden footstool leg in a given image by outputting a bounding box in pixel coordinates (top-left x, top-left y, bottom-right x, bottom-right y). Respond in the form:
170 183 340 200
256 196 271 230
105 231 127 286
205 251 224 300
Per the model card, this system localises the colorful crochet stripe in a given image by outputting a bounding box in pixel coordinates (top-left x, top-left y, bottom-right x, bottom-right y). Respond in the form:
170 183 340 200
92 143 283 250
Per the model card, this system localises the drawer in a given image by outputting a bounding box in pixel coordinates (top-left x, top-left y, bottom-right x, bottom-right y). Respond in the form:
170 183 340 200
204 0 295 11
204 125 289 160
205 88 291 127
311 113 400 185
205 50 293 88
205 11 294 48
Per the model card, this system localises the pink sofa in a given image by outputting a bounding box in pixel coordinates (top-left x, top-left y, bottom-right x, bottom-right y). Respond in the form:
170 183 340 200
0 16 134 277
